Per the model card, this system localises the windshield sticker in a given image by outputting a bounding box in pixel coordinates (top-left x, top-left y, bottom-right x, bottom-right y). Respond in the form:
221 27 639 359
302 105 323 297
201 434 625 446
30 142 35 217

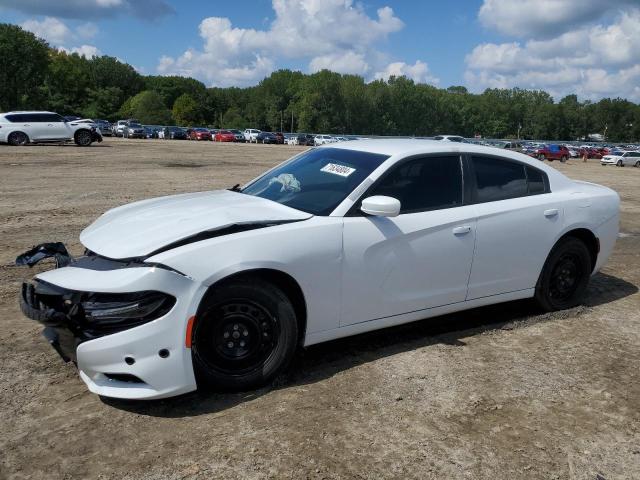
321 163 356 177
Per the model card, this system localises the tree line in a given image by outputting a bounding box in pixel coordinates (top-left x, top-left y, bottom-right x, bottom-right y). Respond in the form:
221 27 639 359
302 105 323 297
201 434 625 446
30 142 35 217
1 23 639 142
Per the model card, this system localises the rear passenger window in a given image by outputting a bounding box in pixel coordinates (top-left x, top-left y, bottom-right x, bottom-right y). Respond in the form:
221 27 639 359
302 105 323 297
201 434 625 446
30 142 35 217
526 166 546 194
471 156 528 202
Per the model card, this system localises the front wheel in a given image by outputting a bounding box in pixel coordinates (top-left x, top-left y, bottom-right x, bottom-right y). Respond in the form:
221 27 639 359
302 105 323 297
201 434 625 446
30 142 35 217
535 237 592 312
192 279 298 391
616 160 623 167
74 130 93 146
561 155 568 163
538 154 545 161
635 160 640 167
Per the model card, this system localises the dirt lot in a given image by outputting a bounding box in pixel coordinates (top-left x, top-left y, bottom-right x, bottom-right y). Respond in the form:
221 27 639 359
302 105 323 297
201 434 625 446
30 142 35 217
0 138 638 480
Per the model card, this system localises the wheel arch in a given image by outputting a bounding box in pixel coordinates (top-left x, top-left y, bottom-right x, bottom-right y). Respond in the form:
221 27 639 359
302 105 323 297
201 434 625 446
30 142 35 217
8 130 30 143
196 268 308 346
554 228 599 273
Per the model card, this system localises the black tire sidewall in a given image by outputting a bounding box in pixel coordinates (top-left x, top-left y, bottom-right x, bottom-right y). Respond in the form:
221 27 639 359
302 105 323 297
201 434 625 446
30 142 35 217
75 130 92 146
192 279 298 391
535 237 592 311
9 132 27 146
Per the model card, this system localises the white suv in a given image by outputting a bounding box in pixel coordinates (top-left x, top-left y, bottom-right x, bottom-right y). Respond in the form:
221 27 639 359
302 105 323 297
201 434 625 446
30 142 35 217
243 128 261 143
0 111 100 146
314 134 336 146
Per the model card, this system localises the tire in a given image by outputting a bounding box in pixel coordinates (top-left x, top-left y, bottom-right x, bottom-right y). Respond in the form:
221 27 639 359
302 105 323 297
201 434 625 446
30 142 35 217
635 160 640 168
192 279 298 391
534 237 592 312
538 154 545 161
561 155 568 163
8 131 29 146
616 160 623 167
74 129 93 147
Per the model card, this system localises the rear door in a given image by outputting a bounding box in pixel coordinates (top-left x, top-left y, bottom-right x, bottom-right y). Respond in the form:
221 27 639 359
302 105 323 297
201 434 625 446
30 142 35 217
465 154 564 299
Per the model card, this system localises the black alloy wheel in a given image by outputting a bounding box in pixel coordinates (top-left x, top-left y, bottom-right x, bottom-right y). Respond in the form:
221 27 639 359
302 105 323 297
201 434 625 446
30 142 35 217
535 237 591 311
8 131 28 146
192 279 298 391
75 130 93 146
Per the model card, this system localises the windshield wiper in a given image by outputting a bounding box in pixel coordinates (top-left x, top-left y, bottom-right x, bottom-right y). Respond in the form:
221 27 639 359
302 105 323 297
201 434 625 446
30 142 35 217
228 184 242 192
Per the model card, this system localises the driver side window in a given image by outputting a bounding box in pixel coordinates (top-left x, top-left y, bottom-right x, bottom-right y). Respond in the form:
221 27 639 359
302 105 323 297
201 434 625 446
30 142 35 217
369 156 463 214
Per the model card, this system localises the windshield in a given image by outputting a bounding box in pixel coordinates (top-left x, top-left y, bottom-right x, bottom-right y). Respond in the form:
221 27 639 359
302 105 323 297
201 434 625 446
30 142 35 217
129 123 142 128
242 147 389 215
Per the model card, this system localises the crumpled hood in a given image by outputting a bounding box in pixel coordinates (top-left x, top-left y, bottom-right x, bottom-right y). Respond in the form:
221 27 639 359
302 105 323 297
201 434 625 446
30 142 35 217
80 190 312 259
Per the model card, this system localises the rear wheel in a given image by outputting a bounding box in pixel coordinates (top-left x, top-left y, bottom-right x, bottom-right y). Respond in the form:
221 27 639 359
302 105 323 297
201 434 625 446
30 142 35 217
561 155 568 163
192 279 298 391
74 129 93 146
635 160 640 167
535 237 592 312
8 131 28 146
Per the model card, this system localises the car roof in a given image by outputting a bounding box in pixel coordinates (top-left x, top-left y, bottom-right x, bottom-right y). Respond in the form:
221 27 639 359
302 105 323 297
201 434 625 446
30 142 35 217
1 111 58 115
325 138 569 180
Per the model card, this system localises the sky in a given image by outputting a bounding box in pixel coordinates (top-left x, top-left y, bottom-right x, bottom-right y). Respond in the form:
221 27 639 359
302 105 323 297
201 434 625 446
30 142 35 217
1 0 639 102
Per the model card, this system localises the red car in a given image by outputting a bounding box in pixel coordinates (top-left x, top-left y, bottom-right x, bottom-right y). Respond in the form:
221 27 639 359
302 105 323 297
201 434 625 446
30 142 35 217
189 128 212 141
214 130 236 142
274 132 285 144
533 144 570 162
579 147 603 159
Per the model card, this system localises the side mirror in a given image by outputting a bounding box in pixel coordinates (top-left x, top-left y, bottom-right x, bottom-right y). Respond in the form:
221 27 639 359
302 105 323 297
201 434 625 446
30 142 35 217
361 196 401 217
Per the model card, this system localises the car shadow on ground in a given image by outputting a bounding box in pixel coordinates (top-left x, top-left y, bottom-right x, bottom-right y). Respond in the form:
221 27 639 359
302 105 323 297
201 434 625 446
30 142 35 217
101 271 637 417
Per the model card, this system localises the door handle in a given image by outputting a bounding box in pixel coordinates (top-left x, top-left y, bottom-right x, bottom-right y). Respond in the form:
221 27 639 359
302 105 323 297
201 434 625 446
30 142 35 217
23 124 30 126
47 124 54 126
544 208 559 217
453 225 472 235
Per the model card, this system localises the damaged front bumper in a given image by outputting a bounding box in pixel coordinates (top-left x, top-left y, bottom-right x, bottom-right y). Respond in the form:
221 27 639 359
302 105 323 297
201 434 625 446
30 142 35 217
17 245 204 399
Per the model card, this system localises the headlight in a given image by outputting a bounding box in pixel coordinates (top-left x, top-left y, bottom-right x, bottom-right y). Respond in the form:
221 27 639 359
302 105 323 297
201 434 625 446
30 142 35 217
82 291 175 335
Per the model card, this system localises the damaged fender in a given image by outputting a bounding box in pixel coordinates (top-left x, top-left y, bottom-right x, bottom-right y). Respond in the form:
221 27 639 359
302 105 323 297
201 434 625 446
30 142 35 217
15 242 72 268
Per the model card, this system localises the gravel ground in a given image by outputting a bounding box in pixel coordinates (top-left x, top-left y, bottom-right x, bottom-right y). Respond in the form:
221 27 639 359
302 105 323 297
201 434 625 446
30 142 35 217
0 138 638 480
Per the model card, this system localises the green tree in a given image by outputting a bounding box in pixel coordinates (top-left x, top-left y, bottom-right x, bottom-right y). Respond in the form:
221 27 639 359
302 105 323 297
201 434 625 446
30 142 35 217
172 93 200 126
120 90 172 124
0 24 50 110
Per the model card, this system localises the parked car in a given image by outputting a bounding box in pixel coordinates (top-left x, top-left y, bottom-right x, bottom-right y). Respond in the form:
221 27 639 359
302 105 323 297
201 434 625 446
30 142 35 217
113 120 128 137
256 131 278 144
16 139 619 400
0 111 100 146
433 135 466 142
212 130 234 142
162 126 188 140
274 132 285 144
601 151 640 167
314 134 336 146
95 119 112 136
123 122 146 139
297 134 315 146
244 128 261 143
534 144 570 162
189 128 213 141
229 129 246 142
579 147 603 159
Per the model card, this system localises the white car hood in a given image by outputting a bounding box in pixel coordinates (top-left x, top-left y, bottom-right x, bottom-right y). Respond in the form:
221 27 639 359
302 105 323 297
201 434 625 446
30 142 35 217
80 190 312 259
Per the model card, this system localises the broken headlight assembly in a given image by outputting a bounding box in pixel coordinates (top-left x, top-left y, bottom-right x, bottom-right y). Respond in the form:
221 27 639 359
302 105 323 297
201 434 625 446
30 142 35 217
21 280 176 338
81 291 176 335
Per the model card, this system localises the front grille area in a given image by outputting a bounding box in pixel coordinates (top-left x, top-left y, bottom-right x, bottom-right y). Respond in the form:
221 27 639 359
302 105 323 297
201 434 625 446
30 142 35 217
20 280 175 361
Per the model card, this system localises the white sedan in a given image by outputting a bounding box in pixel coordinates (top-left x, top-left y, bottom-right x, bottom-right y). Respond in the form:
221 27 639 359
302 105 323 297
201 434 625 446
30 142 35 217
601 151 640 167
17 140 619 400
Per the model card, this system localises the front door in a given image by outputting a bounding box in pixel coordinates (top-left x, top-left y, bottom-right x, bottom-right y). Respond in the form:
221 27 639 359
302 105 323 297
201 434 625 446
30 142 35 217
340 155 477 326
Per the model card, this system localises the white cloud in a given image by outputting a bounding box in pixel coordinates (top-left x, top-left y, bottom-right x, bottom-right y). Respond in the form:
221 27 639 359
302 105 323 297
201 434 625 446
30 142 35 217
465 8 640 101
157 0 432 87
22 17 101 59
478 0 635 38
374 61 439 85
63 44 102 58
309 51 370 76
21 17 74 45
